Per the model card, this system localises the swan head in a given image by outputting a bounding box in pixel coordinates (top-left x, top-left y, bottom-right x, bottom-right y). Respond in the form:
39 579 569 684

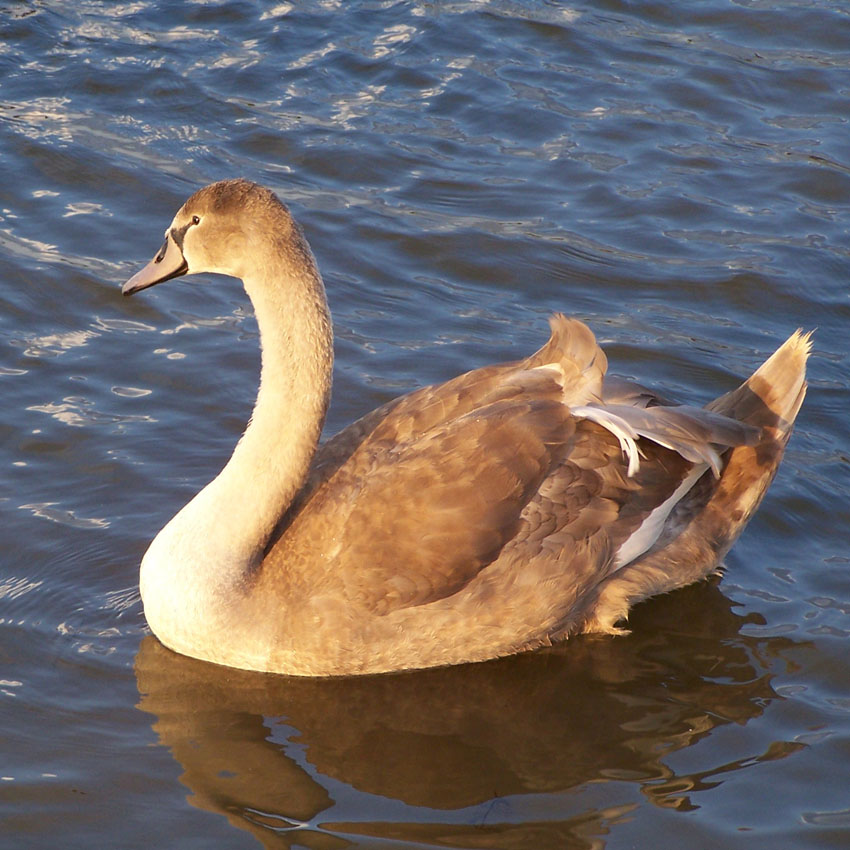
122 179 305 295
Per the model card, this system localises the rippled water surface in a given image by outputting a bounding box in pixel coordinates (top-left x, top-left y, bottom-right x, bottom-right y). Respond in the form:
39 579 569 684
2 1 849 847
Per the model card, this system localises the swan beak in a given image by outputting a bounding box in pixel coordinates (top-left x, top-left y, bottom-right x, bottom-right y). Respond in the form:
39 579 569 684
122 233 188 296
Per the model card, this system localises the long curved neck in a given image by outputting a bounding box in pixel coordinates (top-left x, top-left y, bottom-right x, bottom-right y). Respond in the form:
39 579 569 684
141 246 333 599
215 255 333 552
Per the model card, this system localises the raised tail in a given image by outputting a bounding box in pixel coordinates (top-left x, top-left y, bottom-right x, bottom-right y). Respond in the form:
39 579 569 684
580 330 811 635
708 329 811 436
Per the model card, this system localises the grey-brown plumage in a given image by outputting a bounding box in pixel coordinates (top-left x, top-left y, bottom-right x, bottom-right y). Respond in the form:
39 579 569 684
123 179 811 676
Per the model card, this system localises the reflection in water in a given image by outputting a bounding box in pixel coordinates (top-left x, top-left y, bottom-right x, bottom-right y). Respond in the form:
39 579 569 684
135 580 801 849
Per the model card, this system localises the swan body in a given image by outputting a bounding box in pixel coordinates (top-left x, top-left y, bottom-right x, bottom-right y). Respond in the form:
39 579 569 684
122 179 810 676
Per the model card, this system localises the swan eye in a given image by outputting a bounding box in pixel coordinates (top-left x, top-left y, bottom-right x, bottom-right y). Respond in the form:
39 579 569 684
192 215 201 225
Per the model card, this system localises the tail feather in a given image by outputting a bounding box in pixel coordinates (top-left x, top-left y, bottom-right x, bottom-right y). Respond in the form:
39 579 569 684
579 330 811 636
708 329 811 435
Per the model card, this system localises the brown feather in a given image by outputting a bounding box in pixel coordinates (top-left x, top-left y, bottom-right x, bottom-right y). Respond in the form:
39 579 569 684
250 321 810 673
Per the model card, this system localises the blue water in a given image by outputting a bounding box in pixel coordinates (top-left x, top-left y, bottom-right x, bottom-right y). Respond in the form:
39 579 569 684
1 1 849 847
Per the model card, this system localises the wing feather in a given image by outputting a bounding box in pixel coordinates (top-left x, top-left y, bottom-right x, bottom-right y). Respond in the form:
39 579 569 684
319 398 574 613
264 315 759 630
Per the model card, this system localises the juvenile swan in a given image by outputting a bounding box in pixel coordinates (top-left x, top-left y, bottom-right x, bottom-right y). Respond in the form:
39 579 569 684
122 179 810 676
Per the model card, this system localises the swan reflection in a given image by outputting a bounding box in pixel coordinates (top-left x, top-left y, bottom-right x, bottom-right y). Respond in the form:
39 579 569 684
135 579 804 848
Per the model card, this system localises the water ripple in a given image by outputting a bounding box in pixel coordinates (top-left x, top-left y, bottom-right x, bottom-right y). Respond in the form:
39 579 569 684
1 0 848 847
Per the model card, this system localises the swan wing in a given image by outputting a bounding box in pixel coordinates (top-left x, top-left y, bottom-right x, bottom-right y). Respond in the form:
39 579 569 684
270 318 606 613
325 394 574 613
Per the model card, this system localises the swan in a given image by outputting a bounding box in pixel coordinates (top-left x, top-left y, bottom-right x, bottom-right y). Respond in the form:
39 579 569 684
122 179 810 676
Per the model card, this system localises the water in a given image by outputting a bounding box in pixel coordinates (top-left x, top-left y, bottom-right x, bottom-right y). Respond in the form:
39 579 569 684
1 1 848 847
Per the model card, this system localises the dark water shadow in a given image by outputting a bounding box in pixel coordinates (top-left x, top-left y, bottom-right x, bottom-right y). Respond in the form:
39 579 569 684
135 578 804 849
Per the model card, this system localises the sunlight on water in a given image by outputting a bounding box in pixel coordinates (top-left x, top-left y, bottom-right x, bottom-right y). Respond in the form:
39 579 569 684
1 1 848 848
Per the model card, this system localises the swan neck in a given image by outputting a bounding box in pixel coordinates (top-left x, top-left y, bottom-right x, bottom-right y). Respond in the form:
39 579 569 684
225 258 333 540
147 249 334 583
